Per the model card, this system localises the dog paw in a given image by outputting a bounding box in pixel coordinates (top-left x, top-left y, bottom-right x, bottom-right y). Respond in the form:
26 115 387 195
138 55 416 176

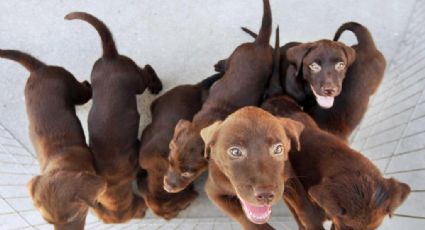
144 64 163 94
214 59 226 73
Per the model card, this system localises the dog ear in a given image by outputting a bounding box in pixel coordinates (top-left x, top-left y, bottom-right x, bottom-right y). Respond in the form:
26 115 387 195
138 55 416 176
278 118 304 151
340 44 356 66
75 172 106 208
27 175 41 199
285 65 307 103
286 43 314 76
200 121 222 160
309 180 347 217
386 178 411 217
172 119 192 142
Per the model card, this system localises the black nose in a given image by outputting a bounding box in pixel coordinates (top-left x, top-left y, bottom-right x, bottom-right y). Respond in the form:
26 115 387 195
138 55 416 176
321 86 337 96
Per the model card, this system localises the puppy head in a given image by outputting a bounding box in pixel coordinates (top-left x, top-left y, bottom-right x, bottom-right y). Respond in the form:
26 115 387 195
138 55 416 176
201 107 303 224
286 40 355 109
164 119 207 193
27 171 106 227
309 174 410 230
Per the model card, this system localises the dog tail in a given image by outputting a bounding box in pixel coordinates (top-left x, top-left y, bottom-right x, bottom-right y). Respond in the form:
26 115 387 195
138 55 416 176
0 49 45 71
334 22 376 49
65 12 118 58
255 0 272 46
241 27 258 39
196 73 223 89
264 26 284 98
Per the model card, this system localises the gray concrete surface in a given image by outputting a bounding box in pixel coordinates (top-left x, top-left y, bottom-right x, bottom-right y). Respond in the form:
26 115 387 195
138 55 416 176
0 0 421 229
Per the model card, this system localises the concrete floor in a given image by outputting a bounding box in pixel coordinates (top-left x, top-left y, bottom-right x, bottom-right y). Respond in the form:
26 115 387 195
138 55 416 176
0 0 421 229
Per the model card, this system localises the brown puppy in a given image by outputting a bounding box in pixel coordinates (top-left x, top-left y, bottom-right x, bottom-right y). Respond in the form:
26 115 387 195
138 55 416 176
217 27 356 108
262 96 410 230
201 107 303 230
164 0 274 193
0 50 106 230
65 12 162 223
305 22 386 140
138 73 222 219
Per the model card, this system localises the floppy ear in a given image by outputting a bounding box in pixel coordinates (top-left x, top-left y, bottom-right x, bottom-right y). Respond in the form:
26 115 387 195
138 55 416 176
170 119 192 148
286 43 314 76
278 117 304 151
285 65 307 103
340 44 356 66
75 173 107 207
386 178 411 217
309 180 347 217
200 121 222 160
27 175 41 199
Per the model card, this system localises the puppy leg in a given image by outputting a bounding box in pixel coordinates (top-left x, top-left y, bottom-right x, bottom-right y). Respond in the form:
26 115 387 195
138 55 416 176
283 177 325 230
142 64 162 94
70 80 92 105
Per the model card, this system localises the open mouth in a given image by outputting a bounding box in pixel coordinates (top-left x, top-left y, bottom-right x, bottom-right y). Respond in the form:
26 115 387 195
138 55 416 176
239 198 272 224
311 85 335 109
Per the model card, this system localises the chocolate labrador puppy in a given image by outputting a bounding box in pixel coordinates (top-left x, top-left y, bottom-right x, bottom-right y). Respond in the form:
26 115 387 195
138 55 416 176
66 12 162 223
0 50 106 230
164 0 274 193
223 27 356 108
201 107 304 230
262 96 410 230
138 73 222 219
305 22 386 140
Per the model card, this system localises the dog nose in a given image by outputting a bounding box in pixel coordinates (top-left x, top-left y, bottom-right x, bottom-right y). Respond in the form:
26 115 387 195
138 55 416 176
255 192 275 202
321 86 337 96
254 185 276 203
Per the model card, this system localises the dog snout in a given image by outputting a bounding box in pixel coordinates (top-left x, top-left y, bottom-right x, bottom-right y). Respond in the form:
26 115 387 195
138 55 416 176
163 173 184 193
321 85 337 96
254 185 276 203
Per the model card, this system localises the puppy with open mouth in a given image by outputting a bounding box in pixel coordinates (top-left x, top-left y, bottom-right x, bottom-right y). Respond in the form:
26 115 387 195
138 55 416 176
201 107 303 229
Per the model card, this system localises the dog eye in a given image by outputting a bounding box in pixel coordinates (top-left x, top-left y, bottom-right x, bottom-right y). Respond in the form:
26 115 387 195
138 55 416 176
228 147 243 158
273 144 284 155
335 62 345 71
309 62 321 73
181 172 194 178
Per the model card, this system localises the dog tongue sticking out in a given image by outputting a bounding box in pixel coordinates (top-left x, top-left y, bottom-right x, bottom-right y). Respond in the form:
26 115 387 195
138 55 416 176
240 199 272 224
311 85 335 109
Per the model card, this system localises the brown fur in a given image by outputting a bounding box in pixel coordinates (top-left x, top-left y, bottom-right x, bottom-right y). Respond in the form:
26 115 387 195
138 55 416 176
65 12 162 223
262 96 410 230
0 49 106 230
305 22 386 140
164 0 274 193
216 27 355 108
138 73 221 219
202 107 304 230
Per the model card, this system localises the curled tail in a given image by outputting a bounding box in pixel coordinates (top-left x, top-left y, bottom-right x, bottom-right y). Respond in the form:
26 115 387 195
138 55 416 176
196 73 223 89
334 22 376 50
255 0 272 46
65 12 118 58
0 49 45 71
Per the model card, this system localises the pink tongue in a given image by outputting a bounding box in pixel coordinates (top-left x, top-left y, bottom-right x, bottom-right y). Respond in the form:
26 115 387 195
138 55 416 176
244 202 270 215
240 199 271 223
310 85 335 109
316 95 334 109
